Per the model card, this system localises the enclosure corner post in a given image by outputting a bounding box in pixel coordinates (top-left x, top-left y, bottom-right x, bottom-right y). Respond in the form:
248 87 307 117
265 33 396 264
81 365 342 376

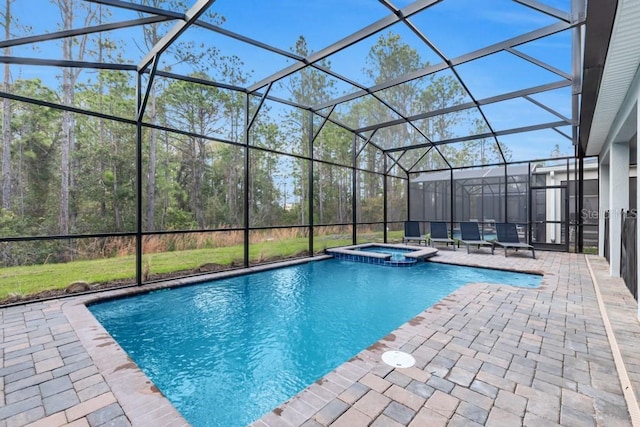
308 111 314 256
450 168 454 234
136 72 143 287
383 154 388 243
352 133 358 245
243 93 250 268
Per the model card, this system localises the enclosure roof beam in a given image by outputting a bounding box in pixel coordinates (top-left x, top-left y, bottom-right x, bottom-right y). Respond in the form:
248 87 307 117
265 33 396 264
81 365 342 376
355 130 378 160
247 0 442 93
354 80 571 133
451 21 573 66
138 0 215 72
196 21 302 62
513 0 571 23
0 16 172 49
386 151 408 174
523 95 572 123
506 48 572 80
312 21 571 111
0 56 137 71
552 127 573 140
384 120 568 153
0 58 361 143
315 22 571 112
88 0 372 94
407 147 433 173
0 89 136 125
153 70 247 93
312 63 449 112
246 82 273 132
312 106 336 143
385 0 506 164
382 1 458 167
137 55 159 122
86 0 185 20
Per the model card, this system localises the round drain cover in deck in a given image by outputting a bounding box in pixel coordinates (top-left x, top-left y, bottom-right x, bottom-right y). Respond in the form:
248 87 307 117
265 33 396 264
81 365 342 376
381 350 415 368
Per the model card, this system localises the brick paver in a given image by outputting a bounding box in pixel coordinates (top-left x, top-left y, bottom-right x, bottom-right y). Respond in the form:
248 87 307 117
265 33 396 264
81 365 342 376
255 252 640 426
1 251 639 426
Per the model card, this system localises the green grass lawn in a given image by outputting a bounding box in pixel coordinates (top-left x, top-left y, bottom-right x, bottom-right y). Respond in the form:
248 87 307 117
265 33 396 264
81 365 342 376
1 233 384 301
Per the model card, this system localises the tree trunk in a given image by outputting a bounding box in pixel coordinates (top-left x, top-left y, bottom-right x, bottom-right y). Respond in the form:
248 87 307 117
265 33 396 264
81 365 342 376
56 0 96 236
110 125 121 230
58 0 73 236
2 79 11 210
146 90 157 230
317 164 324 224
195 137 205 228
161 129 169 229
60 77 72 235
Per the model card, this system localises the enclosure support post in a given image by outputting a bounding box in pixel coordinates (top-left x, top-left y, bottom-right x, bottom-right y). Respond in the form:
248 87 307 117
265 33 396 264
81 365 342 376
528 162 532 244
450 168 454 236
135 54 160 286
383 155 388 243
406 170 411 222
577 149 584 253
135 72 143 286
243 94 250 268
308 111 314 256
352 134 358 244
504 165 508 223
481 176 485 237
609 142 629 277
599 160 610 257
565 159 571 252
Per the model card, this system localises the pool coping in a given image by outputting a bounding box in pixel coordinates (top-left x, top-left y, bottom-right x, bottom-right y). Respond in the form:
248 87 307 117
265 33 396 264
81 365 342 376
10 251 635 426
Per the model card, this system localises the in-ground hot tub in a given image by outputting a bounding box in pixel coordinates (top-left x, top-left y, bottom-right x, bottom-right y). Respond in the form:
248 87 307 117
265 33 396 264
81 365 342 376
326 243 438 266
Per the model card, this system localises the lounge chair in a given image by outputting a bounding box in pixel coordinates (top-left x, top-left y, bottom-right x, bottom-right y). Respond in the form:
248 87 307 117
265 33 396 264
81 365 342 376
403 221 426 245
458 222 494 254
494 223 536 259
428 222 456 250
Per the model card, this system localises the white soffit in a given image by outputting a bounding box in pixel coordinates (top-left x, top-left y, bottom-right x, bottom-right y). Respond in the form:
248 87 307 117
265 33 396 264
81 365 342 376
586 0 640 156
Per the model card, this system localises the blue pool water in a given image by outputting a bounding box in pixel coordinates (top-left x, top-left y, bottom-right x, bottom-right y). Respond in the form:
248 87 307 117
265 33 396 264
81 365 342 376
89 260 541 427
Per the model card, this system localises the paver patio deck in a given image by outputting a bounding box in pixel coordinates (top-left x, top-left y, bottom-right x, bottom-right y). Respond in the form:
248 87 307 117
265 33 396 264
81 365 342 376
1 250 639 426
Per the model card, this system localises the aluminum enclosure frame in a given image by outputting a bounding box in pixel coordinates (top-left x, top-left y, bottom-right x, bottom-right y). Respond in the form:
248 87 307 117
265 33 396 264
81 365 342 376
0 0 591 289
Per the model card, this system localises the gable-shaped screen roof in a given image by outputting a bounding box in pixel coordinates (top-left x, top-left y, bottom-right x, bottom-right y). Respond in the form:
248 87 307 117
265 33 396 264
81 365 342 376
1 0 584 170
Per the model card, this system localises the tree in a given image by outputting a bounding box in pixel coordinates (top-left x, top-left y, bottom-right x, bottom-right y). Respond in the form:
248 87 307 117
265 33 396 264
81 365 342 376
52 0 98 237
1 0 14 210
279 36 337 224
10 79 61 224
0 0 27 210
136 0 224 231
162 74 225 228
75 70 137 233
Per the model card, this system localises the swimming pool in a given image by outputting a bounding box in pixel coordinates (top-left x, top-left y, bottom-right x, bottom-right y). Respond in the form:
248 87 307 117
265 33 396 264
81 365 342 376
326 243 437 266
89 259 541 427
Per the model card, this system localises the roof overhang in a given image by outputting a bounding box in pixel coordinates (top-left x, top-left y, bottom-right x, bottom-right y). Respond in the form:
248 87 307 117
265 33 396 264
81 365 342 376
580 0 640 156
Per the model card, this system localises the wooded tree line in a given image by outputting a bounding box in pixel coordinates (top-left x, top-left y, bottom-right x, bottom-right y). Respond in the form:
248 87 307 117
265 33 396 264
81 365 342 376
0 0 502 266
